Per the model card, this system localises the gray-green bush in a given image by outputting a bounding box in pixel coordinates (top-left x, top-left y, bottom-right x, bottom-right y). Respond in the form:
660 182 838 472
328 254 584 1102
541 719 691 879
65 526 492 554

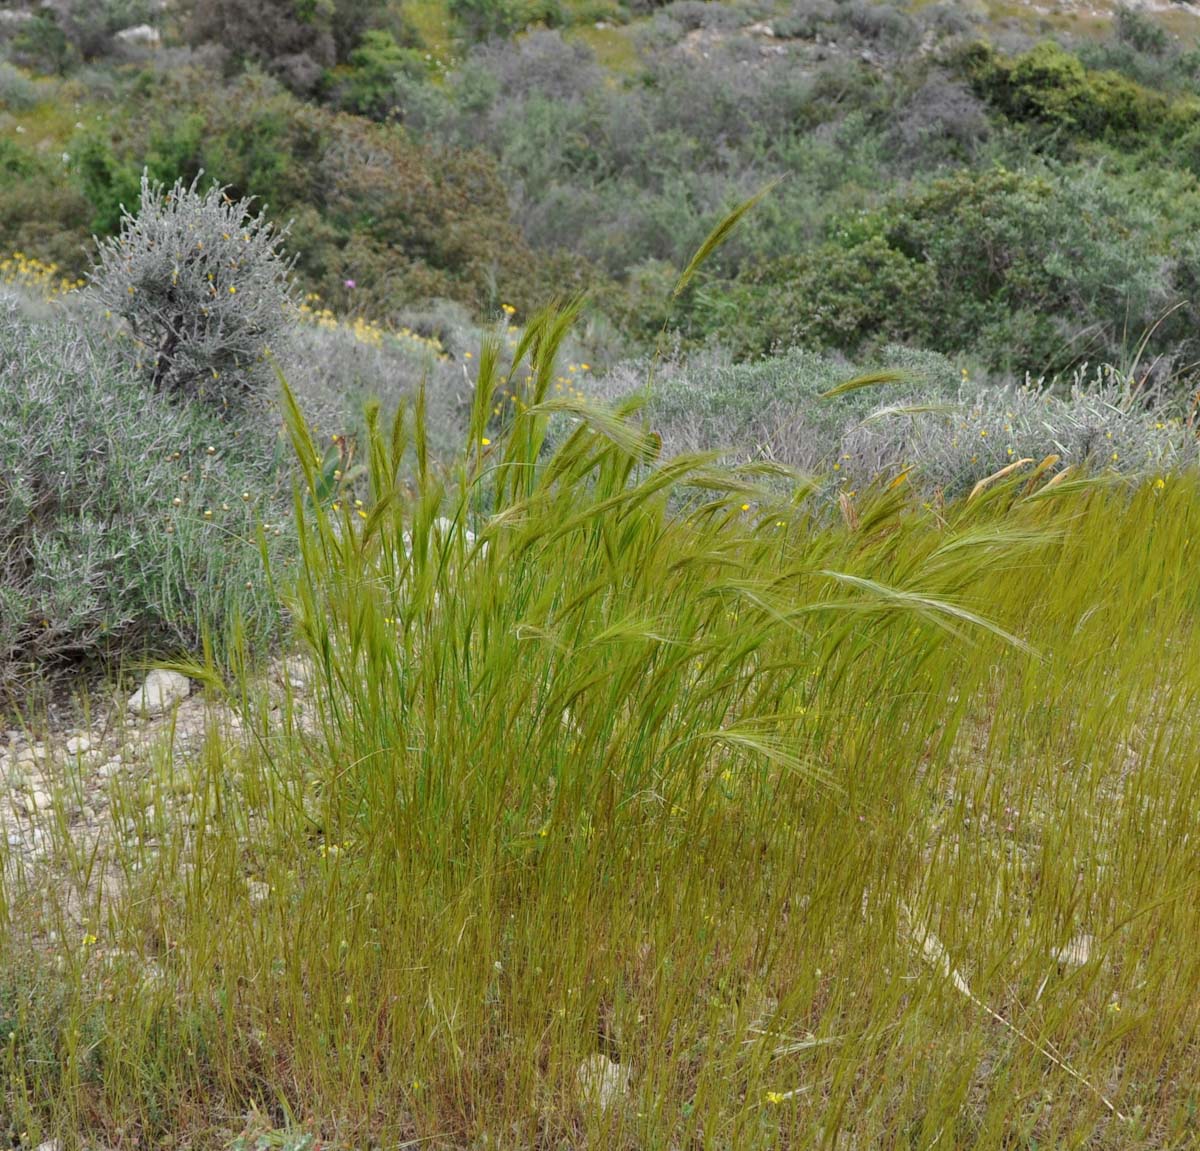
593 347 1195 497
88 173 297 412
0 300 289 688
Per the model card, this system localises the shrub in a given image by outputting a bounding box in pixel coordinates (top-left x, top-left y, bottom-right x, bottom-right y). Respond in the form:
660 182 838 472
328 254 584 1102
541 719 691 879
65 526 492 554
0 60 39 108
88 173 297 409
962 39 1170 142
591 343 1195 497
181 0 385 92
0 301 288 687
1115 6 1171 58
332 29 431 119
715 236 937 358
592 344 961 472
451 0 521 42
867 365 1200 495
8 9 74 75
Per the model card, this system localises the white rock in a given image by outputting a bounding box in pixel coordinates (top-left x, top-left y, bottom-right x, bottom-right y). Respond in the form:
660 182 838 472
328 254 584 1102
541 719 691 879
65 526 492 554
35 1139 64 1151
283 654 315 692
575 1055 630 1111
128 670 190 717
66 735 91 756
23 789 51 815
1052 934 1093 968
115 23 161 45
97 758 123 780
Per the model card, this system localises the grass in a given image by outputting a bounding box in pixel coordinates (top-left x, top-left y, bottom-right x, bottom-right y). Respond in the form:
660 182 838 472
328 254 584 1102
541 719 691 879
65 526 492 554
4 303 1200 1148
564 23 641 73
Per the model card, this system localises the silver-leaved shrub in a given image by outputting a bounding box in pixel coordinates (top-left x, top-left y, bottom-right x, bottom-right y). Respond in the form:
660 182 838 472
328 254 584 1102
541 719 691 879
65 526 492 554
89 172 296 410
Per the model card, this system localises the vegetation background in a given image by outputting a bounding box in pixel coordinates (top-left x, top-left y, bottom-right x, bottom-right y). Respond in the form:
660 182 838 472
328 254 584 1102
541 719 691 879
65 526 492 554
4 1 1200 1148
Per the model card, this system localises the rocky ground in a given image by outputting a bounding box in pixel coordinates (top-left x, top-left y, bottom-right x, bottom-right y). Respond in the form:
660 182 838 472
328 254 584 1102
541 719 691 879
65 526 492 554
1 660 315 887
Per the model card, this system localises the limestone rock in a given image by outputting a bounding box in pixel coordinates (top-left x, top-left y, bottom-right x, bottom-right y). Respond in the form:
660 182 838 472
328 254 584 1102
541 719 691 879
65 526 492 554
128 670 191 717
575 1055 630 1111
115 24 161 46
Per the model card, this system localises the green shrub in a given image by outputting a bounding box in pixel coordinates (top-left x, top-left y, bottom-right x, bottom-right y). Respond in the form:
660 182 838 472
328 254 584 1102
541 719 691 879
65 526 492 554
89 173 297 409
0 302 288 687
713 165 1174 377
713 235 937 358
450 0 521 41
332 29 431 119
962 39 1172 142
8 10 74 75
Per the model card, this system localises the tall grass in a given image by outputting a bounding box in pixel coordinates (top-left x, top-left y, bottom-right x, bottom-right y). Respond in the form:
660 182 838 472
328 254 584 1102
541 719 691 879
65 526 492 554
4 309 1200 1148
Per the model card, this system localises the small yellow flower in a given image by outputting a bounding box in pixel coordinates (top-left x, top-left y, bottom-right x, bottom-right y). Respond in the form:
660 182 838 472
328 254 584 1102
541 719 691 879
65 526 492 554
82 933 97 947
741 503 750 511
1155 477 1166 490
481 437 491 446
356 509 367 520
228 285 237 294
765 1091 785 1105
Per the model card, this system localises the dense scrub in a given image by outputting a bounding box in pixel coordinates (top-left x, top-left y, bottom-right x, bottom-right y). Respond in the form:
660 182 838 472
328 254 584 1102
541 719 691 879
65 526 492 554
5 1 1200 383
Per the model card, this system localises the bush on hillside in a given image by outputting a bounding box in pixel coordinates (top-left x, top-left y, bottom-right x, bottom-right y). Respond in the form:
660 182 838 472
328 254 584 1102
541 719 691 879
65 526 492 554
332 29 432 120
72 71 541 315
712 166 1176 375
181 0 385 92
593 346 1196 496
89 173 297 409
0 302 288 687
961 40 1172 142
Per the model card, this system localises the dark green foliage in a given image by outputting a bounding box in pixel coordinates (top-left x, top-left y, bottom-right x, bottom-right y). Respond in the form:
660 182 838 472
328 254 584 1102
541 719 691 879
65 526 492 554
692 164 1187 377
714 236 937 358
9 10 73 75
181 0 386 92
332 29 431 119
961 39 1174 142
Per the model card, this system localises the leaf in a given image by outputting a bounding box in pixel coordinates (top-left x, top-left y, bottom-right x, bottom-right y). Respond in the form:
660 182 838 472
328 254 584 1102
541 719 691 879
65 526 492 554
673 181 779 299
819 370 910 400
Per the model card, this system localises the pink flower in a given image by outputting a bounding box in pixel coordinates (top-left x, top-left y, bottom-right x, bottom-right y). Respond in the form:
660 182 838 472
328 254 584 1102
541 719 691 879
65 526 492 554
344 279 356 289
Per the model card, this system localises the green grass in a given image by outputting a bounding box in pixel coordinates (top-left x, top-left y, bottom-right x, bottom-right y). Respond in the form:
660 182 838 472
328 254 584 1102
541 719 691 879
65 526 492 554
4 305 1200 1147
564 23 641 73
